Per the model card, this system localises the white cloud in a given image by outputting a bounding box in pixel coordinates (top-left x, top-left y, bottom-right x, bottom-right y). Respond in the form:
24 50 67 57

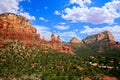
59 22 66 25
33 25 52 40
54 25 70 30
61 0 120 24
70 0 92 7
62 7 89 22
39 17 48 22
80 25 120 41
54 11 61 15
105 0 120 11
19 12 36 20
0 0 36 21
0 0 21 13
73 29 79 32
86 7 115 24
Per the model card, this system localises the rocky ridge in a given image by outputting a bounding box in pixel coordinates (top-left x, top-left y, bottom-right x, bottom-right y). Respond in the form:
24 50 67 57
70 37 81 44
69 31 120 53
82 31 120 52
0 13 73 54
82 31 115 44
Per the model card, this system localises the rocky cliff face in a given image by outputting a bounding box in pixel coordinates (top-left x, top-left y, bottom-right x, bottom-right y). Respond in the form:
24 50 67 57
0 13 73 54
0 13 40 40
82 31 120 52
110 41 120 50
82 31 115 44
70 37 81 44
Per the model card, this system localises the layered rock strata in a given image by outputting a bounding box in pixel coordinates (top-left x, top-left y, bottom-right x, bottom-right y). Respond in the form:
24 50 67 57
0 13 74 54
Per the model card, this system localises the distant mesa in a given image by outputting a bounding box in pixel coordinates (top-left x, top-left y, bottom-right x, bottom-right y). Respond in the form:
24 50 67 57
82 31 120 52
82 31 115 44
70 37 81 44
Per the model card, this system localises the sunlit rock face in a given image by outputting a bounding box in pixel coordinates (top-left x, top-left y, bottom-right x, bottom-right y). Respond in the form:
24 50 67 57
0 13 74 54
82 31 115 44
0 13 40 40
70 37 81 44
50 33 74 54
82 31 120 51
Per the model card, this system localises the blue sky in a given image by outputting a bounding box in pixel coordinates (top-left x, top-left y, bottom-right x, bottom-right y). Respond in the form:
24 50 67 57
0 0 120 42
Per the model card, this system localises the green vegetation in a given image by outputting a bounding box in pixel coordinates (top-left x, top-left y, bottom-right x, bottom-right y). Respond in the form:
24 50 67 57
0 41 120 80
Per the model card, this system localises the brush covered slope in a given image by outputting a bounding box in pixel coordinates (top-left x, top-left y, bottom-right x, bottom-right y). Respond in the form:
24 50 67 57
0 41 120 80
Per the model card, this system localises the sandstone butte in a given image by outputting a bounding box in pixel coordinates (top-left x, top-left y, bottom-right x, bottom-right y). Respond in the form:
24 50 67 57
82 31 120 50
70 37 81 44
0 13 74 54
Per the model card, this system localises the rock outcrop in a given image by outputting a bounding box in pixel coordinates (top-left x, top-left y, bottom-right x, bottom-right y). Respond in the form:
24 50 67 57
82 31 120 52
82 31 115 44
70 37 81 44
0 13 74 54
0 13 40 40
110 41 120 50
49 34 73 54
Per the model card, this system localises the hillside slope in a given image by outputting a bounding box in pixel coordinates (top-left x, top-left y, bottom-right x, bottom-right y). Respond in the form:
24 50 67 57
0 41 120 80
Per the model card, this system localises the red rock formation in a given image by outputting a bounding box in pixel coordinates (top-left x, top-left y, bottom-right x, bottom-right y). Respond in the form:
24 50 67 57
51 33 56 43
70 37 81 44
82 31 120 51
57 35 61 44
83 77 91 80
35 34 40 41
49 34 74 54
110 42 120 50
0 13 40 41
82 31 115 44
0 13 74 54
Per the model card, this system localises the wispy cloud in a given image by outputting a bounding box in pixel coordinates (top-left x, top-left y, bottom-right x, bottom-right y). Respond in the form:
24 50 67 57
39 17 48 22
59 22 66 25
20 12 36 20
54 10 61 15
33 25 52 40
70 0 92 7
54 25 70 30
